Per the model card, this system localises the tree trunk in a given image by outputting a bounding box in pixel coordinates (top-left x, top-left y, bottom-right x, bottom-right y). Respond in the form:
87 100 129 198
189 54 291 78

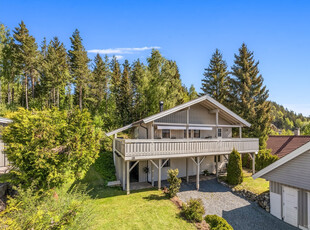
25 76 28 110
53 88 56 106
11 87 14 104
31 75 35 99
56 87 59 108
79 85 82 110
7 83 10 104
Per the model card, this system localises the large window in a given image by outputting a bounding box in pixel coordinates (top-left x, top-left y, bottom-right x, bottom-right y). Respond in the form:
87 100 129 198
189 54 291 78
162 129 170 139
184 130 191 138
162 159 170 167
194 130 200 138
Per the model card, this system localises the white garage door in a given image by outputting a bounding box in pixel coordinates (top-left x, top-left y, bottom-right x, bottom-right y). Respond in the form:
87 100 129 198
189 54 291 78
282 186 298 227
270 192 281 219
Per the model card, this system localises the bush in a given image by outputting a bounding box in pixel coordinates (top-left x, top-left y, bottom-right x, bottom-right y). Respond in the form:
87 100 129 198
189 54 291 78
167 169 182 198
205 215 233 230
180 198 205 222
2 108 101 190
227 149 243 185
0 185 93 230
242 153 251 169
255 149 278 171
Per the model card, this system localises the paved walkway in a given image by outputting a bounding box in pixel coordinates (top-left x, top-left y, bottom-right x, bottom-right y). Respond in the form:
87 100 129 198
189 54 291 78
176 178 298 230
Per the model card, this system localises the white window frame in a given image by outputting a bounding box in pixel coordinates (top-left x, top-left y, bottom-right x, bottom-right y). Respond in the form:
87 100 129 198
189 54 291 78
162 129 170 139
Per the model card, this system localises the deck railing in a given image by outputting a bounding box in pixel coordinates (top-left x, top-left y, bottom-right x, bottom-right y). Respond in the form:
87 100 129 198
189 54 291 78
115 138 259 159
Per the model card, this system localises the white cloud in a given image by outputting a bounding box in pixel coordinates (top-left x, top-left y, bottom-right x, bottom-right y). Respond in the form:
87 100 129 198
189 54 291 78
87 46 160 54
107 55 124 60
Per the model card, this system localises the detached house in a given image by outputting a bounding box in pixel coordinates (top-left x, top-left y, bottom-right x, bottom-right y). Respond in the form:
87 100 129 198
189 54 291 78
106 95 259 194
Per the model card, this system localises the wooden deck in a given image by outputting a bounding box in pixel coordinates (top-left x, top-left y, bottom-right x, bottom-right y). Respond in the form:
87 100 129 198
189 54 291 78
115 138 259 160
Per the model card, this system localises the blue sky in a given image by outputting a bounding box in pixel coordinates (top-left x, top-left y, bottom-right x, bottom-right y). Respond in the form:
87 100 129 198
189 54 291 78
1 0 310 115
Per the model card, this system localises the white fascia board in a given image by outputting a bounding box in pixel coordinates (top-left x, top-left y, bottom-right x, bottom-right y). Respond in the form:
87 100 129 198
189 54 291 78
0 117 12 124
105 124 133 137
252 141 310 179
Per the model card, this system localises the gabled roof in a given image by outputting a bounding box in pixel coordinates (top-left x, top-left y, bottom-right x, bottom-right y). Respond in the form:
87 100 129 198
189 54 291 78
105 95 251 137
267 135 310 158
253 141 310 179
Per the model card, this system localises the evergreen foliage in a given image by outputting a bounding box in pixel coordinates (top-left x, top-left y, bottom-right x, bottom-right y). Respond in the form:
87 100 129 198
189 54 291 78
230 44 271 149
180 198 205 223
167 168 182 198
205 215 233 230
201 49 230 105
226 149 243 185
2 108 101 189
255 149 279 171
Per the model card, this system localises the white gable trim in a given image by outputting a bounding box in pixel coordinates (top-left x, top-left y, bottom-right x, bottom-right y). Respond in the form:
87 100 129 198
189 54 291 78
0 117 12 124
105 95 251 137
252 141 310 179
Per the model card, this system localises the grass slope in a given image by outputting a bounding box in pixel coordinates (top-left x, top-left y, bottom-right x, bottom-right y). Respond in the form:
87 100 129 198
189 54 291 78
76 151 195 230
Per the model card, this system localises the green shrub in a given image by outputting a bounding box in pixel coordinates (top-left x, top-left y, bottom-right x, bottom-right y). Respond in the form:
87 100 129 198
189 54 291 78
167 169 182 198
255 149 278 171
2 108 101 190
227 148 243 185
0 185 93 230
180 198 205 222
242 153 251 169
205 215 233 230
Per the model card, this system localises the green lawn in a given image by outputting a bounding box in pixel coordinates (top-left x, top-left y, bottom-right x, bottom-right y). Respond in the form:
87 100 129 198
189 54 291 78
75 152 195 230
220 169 269 195
234 170 269 194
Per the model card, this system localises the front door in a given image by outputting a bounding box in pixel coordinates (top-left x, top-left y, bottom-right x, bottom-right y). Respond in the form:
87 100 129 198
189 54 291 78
130 161 139 182
282 186 298 227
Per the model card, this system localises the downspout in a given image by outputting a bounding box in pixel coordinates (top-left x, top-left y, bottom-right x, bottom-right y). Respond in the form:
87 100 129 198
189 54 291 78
140 123 148 139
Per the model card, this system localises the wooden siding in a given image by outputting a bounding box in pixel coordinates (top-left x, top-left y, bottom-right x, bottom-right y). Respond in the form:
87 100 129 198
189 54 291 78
270 181 281 194
115 138 259 160
263 150 310 191
0 141 8 167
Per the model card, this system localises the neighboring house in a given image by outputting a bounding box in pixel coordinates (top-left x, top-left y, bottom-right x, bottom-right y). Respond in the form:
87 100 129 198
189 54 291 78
106 95 259 194
267 135 310 158
0 117 12 168
253 142 310 229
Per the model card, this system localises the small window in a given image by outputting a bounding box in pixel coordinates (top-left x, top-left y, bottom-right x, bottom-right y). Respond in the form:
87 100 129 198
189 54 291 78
184 130 191 138
214 155 221 162
217 128 222 138
162 129 170 139
194 130 200 138
162 159 170 167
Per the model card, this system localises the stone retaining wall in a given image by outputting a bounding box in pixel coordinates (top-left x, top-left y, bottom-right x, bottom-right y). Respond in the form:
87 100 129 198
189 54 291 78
219 180 270 212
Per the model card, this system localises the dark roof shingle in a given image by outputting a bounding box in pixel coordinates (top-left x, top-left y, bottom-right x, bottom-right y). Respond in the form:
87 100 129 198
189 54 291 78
267 135 310 158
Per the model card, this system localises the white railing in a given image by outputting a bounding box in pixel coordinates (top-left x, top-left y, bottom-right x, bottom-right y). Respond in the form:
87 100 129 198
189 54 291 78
115 138 259 159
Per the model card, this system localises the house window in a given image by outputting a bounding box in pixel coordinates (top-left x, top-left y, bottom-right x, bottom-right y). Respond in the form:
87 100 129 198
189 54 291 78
184 130 191 138
162 159 170 167
217 128 222 138
162 129 170 139
194 130 200 138
214 155 221 162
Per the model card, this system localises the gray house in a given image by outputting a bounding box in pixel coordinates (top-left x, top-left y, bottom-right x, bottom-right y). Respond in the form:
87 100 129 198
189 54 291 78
0 117 12 168
106 95 259 194
253 141 310 229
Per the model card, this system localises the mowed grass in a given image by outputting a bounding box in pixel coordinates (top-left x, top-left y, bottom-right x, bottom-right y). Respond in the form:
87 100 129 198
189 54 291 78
75 152 195 230
234 169 269 194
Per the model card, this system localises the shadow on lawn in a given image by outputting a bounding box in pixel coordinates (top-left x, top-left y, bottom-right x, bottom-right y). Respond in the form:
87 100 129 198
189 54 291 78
143 193 168 201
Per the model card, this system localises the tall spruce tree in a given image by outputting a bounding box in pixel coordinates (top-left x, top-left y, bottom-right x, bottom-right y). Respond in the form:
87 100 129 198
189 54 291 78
68 29 91 110
201 49 230 105
118 60 133 125
90 53 109 113
230 43 271 148
188 84 198 100
13 21 39 109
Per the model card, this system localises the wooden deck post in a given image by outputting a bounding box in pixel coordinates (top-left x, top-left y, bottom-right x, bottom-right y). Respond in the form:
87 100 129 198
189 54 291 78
186 157 189 183
113 134 117 165
122 159 126 191
252 152 256 175
196 156 200 191
239 127 242 138
215 155 218 178
158 159 162 190
151 162 154 186
126 161 130 195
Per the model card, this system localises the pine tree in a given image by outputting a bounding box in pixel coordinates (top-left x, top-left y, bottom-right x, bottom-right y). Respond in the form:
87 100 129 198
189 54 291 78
90 53 109 113
230 43 271 148
201 49 230 104
41 37 70 108
13 21 39 109
188 84 198 100
118 60 133 125
68 29 91 110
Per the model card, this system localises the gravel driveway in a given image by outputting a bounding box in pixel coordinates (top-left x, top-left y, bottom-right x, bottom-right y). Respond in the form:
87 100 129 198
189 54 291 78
176 178 297 230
